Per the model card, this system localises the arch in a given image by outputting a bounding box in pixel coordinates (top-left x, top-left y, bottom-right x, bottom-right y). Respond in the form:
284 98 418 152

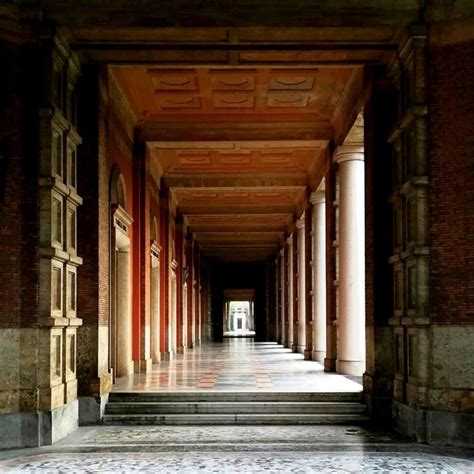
109 165 133 380
150 212 158 242
110 166 127 210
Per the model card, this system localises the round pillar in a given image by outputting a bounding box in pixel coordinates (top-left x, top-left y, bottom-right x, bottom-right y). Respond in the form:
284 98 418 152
279 248 286 346
334 146 366 376
296 217 306 354
287 235 294 350
310 188 327 362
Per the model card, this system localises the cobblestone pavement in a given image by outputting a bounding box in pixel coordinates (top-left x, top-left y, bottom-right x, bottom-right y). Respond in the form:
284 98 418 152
0 425 472 473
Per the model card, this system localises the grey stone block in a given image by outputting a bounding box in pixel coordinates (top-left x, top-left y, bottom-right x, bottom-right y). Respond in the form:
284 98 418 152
79 394 109 425
0 400 79 449
393 400 474 447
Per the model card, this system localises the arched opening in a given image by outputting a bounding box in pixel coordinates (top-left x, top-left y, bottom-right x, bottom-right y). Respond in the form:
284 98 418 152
150 214 161 364
169 258 178 356
224 301 254 336
109 167 133 379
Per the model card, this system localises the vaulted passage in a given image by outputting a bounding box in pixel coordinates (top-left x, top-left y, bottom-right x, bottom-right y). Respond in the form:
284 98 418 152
1 2 473 453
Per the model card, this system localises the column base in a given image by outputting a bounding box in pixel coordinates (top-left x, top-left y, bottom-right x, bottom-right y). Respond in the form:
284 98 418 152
324 357 336 372
117 360 134 378
0 400 79 449
134 358 153 374
312 350 326 362
291 343 298 352
297 344 306 355
303 349 312 360
336 359 365 376
152 354 161 364
79 393 109 425
177 346 187 354
160 351 175 361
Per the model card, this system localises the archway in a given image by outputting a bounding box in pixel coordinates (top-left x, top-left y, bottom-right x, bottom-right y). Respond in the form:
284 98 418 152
223 289 256 337
150 215 161 363
109 167 133 379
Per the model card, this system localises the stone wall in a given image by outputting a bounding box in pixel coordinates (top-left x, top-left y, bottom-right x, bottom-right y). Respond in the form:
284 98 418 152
0 41 36 429
389 25 474 447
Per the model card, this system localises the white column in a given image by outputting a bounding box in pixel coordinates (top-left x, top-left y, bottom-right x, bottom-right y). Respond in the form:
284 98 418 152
296 217 306 354
334 146 365 376
280 248 286 345
151 258 161 363
287 235 294 350
310 188 326 362
250 302 254 331
275 257 280 343
117 247 132 377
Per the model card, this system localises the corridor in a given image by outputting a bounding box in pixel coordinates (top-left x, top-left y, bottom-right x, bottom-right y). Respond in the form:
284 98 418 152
113 339 362 393
2 0 473 453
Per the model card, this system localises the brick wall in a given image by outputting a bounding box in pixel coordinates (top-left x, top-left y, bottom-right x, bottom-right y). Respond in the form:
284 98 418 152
364 68 396 328
428 37 474 324
0 43 39 329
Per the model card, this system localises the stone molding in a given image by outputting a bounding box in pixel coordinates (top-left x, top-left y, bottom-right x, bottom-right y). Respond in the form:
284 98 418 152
295 217 305 229
333 145 364 164
310 190 326 205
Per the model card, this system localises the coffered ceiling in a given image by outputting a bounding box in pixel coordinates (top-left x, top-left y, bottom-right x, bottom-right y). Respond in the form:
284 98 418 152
112 64 362 261
151 139 323 261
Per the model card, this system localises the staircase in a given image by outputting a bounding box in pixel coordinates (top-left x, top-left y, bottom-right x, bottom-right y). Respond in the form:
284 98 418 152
103 391 368 425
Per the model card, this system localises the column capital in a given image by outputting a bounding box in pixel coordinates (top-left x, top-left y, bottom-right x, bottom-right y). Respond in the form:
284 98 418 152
295 216 305 230
310 190 326 205
287 234 293 246
333 145 364 165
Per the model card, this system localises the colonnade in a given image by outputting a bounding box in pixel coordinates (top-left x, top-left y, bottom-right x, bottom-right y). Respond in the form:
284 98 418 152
276 146 365 376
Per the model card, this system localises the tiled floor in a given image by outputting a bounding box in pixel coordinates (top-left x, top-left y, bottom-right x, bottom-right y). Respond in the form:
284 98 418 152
3 341 470 472
1 425 472 472
113 339 363 392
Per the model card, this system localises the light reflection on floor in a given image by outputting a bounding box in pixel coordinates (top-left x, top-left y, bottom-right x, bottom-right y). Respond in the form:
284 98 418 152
113 339 363 392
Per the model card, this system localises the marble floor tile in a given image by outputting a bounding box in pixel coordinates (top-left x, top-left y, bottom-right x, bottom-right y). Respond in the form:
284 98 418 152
112 339 363 393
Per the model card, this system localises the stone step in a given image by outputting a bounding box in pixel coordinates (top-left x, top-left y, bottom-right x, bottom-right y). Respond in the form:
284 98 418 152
102 413 370 426
108 391 364 404
105 401 366 415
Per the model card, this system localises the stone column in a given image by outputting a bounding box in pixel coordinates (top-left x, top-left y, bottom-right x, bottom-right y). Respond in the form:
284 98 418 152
175 216 184 354
311 188 327 362
324 164 337 373
185 233 193 348
334 146 366 375
194 243 201 345
279 248 286 346
304 207 313 360
223 301 228 332
296 216 306 354
159 187 171 360
287 235 294 350
150 242 161 363
132 137 152 374
275 257 280 343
